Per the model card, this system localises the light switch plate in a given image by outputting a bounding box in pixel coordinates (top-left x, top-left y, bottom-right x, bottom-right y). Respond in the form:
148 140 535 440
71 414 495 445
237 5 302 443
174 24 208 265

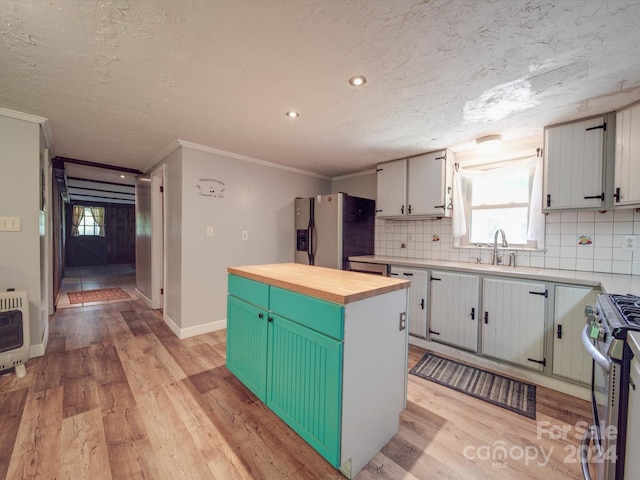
622 235 639 251
206 226 214 236
242 230 249 241
0 216 21 232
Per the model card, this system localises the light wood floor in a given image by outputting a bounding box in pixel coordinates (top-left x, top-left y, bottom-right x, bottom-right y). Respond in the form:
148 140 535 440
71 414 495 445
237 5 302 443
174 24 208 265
1 294 595 479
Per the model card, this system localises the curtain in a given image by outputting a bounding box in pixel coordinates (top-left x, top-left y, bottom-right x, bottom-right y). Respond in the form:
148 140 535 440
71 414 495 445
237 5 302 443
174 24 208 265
527 155 545 248
71 205 84 237
90 207 106 237
451 156 545 248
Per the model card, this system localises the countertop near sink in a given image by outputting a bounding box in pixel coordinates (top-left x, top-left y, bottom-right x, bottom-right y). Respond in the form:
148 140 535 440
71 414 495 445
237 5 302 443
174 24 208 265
228 262 409 304
349 255 640 296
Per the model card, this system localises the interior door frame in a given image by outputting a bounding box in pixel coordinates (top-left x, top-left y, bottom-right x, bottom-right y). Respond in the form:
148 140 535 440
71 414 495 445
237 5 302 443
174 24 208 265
150 165 165 309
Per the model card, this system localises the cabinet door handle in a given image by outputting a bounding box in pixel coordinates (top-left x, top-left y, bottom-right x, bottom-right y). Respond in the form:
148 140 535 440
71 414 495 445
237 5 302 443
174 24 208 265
430 276 441 281
403 272 413 276
433 204 446 210
258 313 264 319
420 298 425 309
557 324 563 339
407 204 412 214
583 193 604 201
429 328 440 336
401 205 405 214
470 307 475 320
484 311 488 324
614 187 621 203
527 357 547 367
546 194 551 207
585 123 606 131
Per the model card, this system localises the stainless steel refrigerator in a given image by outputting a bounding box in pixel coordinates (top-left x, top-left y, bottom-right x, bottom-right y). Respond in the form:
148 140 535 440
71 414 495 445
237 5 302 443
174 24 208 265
295 193 375 270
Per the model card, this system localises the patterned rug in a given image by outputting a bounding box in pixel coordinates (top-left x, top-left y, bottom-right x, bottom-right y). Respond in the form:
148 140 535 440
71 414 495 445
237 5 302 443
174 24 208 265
410 353 536 419
67 287 131 304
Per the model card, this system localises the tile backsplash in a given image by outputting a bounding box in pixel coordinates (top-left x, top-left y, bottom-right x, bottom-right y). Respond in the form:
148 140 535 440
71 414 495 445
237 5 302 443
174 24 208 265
375 209 640 275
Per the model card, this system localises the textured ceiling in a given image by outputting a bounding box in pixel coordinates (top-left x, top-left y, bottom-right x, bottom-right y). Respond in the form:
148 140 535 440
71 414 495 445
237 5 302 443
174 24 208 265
2 0 640 178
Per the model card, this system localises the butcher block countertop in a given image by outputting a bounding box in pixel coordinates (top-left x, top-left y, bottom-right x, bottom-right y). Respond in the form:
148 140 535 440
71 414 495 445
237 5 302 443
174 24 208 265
228 263 409 305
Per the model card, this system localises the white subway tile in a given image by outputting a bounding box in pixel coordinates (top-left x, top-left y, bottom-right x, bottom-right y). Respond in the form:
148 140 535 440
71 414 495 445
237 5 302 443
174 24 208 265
559 257 577 270
595 221 614 234
545 257 560 269
593 260 613 273
577 222 595 234
576 259 594 272
561 211 578 223
614 209 635 221
614 222 634 234
546 223 561 235
561 222 578 234
594 248 613 261
546 234 561 246
594 234 614 247
612 261 632 275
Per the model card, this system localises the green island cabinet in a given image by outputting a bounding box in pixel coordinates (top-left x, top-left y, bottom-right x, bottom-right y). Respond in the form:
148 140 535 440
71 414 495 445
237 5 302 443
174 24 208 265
226 263 409 479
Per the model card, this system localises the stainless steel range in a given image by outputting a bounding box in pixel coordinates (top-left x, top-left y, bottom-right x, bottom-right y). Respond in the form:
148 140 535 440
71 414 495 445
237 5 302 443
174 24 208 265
582 293 640 480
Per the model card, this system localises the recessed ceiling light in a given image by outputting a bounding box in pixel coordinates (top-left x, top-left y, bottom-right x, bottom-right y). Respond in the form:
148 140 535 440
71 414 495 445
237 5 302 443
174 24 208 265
120 174 126 178
349 75 367 87
286 111 300 118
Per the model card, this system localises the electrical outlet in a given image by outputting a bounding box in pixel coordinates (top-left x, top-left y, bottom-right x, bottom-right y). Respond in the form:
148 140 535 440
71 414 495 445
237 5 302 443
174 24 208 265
242 230 249 241
206 226 214 237
622 235 639 251
399 312 406 331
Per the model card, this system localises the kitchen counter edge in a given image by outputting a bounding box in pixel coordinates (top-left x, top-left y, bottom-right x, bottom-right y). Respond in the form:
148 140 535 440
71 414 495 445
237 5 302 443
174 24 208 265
349 255 640 296
228 263 409 305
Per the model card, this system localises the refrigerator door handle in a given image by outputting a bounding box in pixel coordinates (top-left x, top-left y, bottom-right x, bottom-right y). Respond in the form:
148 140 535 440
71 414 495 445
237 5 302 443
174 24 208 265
308 226 315 265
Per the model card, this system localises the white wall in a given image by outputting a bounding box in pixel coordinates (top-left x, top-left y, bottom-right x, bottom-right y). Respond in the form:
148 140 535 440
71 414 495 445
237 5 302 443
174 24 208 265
0 114 47 353
162 148 183 326
148 142 329 337
331 170 376 200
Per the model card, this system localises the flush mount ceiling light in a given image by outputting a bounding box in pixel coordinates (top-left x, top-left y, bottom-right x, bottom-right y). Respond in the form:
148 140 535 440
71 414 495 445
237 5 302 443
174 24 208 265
475 134 503 155
286 111 300 118
120 174 126 179
348 75 367 87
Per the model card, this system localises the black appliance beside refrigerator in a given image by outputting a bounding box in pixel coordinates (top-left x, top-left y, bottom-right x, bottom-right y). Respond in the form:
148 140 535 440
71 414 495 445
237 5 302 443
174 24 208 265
295 193 375 270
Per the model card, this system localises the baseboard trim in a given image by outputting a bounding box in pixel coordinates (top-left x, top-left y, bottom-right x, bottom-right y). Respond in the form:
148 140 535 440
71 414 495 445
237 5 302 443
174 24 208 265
163 313 227 340
135 288 153 308
30 319 49 358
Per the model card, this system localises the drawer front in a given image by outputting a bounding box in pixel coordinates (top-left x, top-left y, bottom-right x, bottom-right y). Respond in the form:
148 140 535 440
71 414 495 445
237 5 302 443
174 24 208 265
270 287 344 341
228 274 269 309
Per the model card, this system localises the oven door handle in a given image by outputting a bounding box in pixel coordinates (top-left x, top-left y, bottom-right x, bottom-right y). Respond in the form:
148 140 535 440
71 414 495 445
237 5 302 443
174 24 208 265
580 425 598 480
581 324 610 372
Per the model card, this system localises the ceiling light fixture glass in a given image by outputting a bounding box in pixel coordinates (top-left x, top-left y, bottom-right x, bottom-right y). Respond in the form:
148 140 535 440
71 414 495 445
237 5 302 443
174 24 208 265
286 111 300 118
349 75 367 87
475 134 503 155
120 174 126 179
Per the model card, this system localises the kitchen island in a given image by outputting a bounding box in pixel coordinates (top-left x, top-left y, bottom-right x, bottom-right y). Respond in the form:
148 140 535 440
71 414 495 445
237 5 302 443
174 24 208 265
226 263 409 478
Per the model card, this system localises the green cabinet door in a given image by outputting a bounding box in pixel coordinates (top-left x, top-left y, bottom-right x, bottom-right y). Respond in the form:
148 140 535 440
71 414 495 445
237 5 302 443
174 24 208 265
226 295 268 402
266 313 343 468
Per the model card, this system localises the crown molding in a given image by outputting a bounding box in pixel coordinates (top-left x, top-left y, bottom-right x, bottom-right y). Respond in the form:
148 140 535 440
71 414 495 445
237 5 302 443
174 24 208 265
146 139 329 180
0 108 54 153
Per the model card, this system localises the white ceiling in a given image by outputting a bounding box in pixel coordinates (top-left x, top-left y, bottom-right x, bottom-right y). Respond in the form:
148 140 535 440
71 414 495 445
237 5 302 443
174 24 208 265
2 0 640 178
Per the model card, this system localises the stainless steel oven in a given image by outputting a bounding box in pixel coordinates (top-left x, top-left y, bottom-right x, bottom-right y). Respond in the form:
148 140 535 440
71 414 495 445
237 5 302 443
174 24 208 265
581 294 640 480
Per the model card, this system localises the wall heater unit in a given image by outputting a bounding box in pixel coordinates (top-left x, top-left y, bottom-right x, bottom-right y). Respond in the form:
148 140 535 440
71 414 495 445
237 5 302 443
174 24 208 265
0 291 29 378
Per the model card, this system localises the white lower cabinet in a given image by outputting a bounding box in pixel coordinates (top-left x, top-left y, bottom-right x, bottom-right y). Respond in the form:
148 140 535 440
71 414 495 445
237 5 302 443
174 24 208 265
390 266 428 338
552 285 600 384
429 270 480 351
482 277 547 371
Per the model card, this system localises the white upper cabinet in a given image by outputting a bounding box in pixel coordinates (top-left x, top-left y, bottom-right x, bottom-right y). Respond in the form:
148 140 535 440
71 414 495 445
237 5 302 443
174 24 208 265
375 158 406 217
543 114 614 211
614 101 640 207
376 149 453 219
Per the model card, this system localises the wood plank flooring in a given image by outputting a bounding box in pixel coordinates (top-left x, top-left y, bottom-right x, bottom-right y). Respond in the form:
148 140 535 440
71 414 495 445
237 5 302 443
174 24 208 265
0 299 595 479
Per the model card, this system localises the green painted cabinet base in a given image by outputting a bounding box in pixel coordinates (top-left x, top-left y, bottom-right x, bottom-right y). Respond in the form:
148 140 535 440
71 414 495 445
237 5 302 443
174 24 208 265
227 273 408 479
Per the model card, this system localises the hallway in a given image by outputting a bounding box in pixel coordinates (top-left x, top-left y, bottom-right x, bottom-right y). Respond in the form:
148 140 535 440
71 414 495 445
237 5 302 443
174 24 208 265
56 264 137 309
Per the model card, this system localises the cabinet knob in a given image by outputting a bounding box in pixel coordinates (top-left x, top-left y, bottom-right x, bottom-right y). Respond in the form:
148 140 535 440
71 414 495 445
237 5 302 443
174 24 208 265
268 317 273 323
258 313 264 319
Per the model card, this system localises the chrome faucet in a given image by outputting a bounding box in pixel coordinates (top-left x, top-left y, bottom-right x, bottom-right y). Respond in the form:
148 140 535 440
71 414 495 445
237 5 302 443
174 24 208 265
492 229 508 265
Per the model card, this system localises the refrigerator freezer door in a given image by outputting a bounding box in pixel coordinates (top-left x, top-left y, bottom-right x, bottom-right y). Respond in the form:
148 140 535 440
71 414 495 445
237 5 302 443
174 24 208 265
313 194 342 269
295 198 313 265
